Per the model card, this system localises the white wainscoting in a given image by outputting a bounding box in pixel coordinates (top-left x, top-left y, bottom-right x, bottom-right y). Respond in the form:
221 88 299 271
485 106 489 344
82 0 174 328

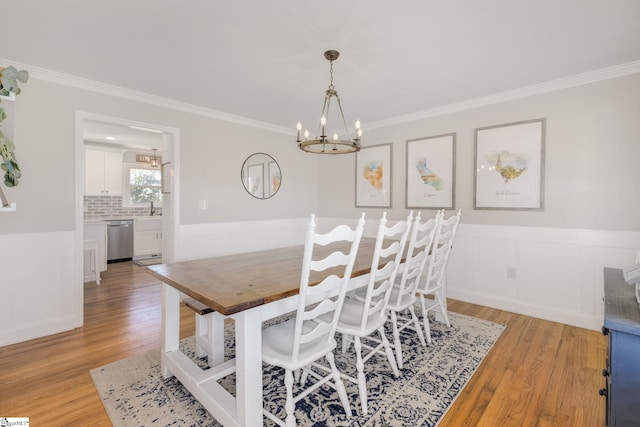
5 221 633 347
446 224 640 331
177 218 310 261
0 231 78 346
178 219 640 333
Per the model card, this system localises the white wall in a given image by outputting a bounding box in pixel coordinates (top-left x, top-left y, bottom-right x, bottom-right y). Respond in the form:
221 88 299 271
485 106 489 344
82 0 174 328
316 73 640 330
1 67 639 346
0 232 76 345
0 75 318 346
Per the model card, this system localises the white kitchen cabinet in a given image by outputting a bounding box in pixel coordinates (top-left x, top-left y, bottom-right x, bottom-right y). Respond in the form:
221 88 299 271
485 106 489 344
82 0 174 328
84 149 123 196
134 217 162 259
84 222 107 280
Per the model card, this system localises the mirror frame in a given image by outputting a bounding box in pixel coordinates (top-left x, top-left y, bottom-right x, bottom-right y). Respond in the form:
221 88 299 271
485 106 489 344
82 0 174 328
241 152 281 199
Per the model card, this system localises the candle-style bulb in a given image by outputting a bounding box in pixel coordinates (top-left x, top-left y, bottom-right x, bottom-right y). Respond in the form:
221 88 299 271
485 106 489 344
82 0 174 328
296 122 302 141
304 129 309 139
333 133 338 140
355 119 361 129
320 116 326 126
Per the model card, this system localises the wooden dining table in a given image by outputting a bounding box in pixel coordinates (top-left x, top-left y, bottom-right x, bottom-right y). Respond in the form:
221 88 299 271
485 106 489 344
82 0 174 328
146 237 378 427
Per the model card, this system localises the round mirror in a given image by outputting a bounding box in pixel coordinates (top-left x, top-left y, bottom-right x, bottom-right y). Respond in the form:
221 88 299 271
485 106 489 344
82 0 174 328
241 153 282 199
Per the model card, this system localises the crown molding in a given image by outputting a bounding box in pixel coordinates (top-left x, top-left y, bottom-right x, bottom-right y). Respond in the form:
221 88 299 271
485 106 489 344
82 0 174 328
367 60 640 130
0 59 292 135
3 58 639 132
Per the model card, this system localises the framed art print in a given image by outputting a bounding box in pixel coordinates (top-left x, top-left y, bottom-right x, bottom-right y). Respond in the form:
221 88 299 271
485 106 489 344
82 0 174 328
356 143 392 208
406 133 455 209
474 118 546 210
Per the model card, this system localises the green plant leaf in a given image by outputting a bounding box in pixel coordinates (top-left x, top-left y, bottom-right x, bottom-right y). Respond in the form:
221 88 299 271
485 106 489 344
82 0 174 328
0 65 28 192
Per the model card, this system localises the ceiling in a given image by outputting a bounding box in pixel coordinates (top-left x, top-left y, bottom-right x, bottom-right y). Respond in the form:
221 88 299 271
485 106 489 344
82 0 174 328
2 1 639 137
83 120 163 152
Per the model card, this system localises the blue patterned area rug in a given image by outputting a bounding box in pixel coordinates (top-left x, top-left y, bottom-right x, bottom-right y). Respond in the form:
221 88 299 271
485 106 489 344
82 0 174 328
91 312 504 426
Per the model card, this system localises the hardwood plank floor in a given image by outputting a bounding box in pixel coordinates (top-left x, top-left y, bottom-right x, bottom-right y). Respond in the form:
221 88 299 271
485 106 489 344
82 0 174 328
0 261 606 426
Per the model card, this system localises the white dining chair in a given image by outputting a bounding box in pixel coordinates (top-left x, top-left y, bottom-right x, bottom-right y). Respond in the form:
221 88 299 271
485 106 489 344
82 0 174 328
387 210 441 369
416 208 461 343
261 213 365 427
336 211 413 415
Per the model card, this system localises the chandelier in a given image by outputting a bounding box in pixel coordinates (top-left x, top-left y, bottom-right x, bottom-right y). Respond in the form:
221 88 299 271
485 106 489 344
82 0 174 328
296 50 362 154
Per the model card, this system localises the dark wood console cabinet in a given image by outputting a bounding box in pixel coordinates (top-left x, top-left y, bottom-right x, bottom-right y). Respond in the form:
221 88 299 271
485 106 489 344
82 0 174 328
602 267 640 426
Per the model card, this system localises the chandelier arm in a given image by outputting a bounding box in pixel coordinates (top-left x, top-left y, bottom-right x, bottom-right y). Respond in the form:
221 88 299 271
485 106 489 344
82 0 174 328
317 93 332 141
334 94 353 141
324 95 332 139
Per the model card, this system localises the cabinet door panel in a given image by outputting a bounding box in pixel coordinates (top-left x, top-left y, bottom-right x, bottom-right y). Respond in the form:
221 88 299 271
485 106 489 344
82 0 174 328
84 149 123 196
84 150 105 195
103 151 123 196
134 231 162 257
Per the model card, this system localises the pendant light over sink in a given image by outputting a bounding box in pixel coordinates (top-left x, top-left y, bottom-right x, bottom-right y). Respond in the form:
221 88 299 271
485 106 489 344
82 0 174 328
296 50 362 154
150 149 159 168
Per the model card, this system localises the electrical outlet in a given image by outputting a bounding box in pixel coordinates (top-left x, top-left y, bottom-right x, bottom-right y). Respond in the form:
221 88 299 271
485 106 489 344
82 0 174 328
198 199 207 210
507 267 517 280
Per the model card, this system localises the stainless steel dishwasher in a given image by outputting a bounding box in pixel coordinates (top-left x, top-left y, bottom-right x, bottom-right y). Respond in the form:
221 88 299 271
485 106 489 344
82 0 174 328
105 219 134 262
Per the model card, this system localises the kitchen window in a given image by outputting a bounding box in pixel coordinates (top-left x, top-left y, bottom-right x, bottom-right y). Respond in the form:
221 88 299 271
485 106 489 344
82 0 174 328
125 165 162 206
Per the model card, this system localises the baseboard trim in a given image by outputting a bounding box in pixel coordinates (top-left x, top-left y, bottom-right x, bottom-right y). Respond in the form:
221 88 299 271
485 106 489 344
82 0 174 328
448 289 602 331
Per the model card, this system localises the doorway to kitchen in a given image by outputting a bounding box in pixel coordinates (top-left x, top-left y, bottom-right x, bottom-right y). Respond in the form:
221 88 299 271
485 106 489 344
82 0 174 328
75 111 180 323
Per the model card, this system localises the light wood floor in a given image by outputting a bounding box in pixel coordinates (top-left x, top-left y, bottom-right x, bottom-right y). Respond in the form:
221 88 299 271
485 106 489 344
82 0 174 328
0 262 606 426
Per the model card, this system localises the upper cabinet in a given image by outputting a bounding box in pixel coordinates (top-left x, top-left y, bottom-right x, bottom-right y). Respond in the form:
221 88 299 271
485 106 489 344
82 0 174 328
84 148 123 196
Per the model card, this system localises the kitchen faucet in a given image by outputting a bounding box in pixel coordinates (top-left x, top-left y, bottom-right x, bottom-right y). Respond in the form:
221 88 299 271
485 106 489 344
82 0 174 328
150 201 155 216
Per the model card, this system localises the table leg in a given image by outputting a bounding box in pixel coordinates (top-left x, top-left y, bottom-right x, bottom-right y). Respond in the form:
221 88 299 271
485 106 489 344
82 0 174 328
208 311 225 366
233 308 263 426
161 283 180 378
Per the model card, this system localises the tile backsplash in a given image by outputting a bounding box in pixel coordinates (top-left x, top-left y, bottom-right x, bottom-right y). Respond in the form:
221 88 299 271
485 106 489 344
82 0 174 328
84 195 162 220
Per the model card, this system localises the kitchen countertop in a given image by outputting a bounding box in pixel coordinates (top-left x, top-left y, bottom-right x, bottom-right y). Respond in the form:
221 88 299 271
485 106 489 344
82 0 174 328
84 216 162 223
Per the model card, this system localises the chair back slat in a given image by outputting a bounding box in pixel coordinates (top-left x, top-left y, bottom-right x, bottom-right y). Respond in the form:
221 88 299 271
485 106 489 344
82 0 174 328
356 211 413 331
292 213 365 362
418 209 461 294
310 250 352 272
419 242 448 293
298 318 333 344
434 208 461 251
390 211 441 308
303 297 338 320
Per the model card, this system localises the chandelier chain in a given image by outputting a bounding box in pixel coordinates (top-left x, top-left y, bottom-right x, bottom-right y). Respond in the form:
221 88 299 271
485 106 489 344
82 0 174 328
328 60 335 90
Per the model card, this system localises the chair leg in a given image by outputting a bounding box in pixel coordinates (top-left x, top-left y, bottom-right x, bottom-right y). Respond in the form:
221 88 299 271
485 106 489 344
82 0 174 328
389 310 404 369
354 336 368 414
326 351 352 417
419 295 433 345
409 305 427 347
284 369 296 427
378 326 399 377
436 290 451 327
341 333 352 353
